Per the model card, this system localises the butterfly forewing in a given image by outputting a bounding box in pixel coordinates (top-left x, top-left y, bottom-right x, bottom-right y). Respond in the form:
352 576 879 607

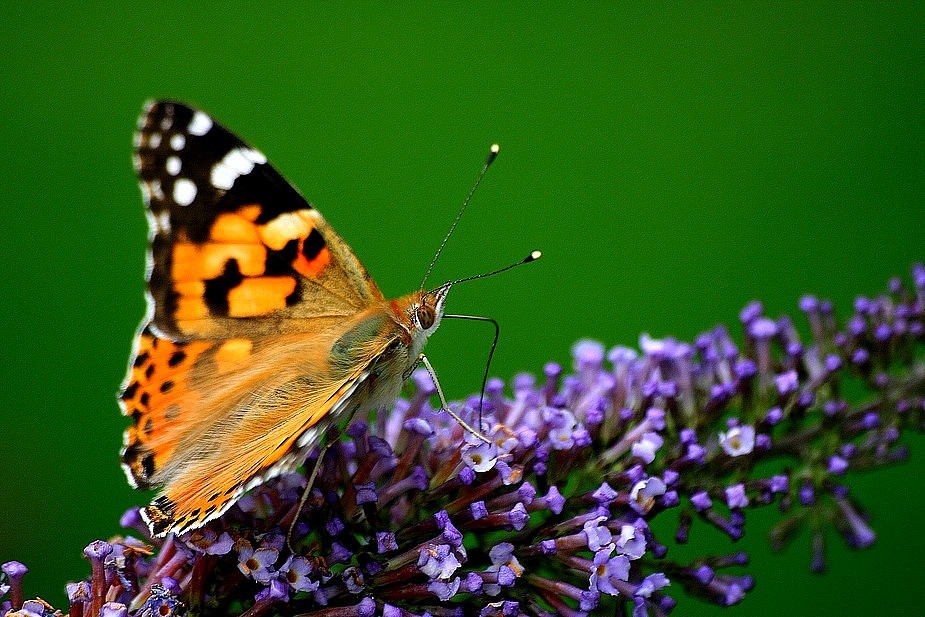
133 100 383 340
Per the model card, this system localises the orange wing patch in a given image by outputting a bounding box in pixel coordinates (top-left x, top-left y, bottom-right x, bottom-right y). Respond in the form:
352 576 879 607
227 277 297 317
167 205 334 332
214 338 253 374
120 330 212 489
293 243 330 278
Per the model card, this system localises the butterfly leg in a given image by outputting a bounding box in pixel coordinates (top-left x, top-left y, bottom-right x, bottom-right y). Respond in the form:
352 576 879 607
285 441 331 553
286 403 362 553
417 354 491 444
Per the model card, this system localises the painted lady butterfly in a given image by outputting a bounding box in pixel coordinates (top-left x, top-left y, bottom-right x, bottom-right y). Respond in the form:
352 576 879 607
119 101 535 537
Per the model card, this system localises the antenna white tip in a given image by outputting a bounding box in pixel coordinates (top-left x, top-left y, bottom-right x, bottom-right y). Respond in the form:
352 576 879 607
526 250 542 262
486 144 500 167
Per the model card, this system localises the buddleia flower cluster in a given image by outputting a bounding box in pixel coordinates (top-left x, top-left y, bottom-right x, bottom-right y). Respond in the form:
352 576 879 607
3 265 924 617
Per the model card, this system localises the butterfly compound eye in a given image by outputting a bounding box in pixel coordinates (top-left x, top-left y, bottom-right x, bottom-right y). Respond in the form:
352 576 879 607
416 305 436 330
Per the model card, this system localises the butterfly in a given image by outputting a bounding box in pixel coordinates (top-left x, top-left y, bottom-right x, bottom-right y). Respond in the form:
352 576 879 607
119 101 530 538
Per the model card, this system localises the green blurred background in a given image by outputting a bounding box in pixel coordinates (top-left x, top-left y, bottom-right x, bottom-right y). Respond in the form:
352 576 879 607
1 3 923 614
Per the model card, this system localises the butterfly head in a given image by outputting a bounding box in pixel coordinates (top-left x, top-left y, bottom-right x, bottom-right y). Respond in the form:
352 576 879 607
405 284 451 353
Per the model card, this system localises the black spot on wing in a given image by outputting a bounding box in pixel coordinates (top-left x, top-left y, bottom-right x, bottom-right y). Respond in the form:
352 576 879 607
264 239 304 306
203 259 244 316
265 238 299 275
302 228 326 260
285 285 302 307
122 381 139 400
142 453 156 479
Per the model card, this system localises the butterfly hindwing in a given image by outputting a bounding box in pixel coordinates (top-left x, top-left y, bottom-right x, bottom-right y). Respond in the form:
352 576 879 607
120 327 214 490
133 100 383 340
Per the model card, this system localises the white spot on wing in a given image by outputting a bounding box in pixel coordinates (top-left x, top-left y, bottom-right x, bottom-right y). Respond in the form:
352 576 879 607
170 133 185 151
295 426 319 450
138 100 155 128
148 132 162 148
173 178 197 206
246 148 267 164
138 181 151 205
210 147 265 190
156 210 171 233
160 116 173 131
166 156 181 176
187 111 213 136
149 179 164 201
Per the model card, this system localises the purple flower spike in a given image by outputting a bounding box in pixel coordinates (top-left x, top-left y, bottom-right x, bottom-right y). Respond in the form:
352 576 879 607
354 482 378 505
747 317 778 339
376 532 398 554
799 483 816 506
357 596 377 617
764 406 783 425
139 586 182 617
615 524 647 559
66 581 90 607
583 516 614 551
695 564 715 584
739 300 764 324
591 550 631 597
690 491 712 512
83 540 112 561
636 572 671 597
382 604 402 617
834 497 876 548
4 266 924 615
770 475 789 493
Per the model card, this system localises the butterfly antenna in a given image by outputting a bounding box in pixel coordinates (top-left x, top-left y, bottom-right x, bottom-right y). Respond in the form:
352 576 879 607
443 250 542 288
439 249 541 427
420 144 500 290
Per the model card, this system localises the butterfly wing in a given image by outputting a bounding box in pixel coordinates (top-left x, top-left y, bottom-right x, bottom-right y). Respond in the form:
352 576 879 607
121 101 390 534
136 333 379 537
133 100 383 340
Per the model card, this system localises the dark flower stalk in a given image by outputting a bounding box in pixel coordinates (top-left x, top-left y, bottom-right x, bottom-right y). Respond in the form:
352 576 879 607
3 265 924 616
